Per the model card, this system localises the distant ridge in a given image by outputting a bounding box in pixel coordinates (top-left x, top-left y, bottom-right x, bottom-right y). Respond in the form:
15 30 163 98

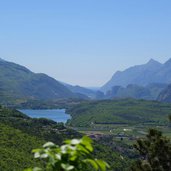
158 84 171 102
0 58 6 62
101 58 171 92
61 82 102 99
106 83 167 100
0 58 87 104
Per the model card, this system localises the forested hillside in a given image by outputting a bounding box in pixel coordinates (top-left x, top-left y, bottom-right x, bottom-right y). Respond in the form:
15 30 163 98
67 99 171 127
0 105 131 170
0 106 80 170
0 59 87 106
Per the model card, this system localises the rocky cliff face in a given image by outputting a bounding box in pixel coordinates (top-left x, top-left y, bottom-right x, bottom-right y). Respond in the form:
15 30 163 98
101 58 171 92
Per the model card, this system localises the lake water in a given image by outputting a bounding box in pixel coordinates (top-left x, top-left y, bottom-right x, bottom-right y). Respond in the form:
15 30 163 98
19 109 71 123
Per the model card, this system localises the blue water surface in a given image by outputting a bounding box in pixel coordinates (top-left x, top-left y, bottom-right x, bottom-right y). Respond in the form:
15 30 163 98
19 109 71 123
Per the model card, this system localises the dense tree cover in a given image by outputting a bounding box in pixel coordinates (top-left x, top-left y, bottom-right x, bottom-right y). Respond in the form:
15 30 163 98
67 99 171 127
169 115 171 122
25 136 109 171
0 123 43 171
4 100 171 171
0 106 81 170
93 142 132 170
0 59 86 106
131 129 171 171
0 105 132 170
0 105 80 144
26 128 171 171
13 98 85 110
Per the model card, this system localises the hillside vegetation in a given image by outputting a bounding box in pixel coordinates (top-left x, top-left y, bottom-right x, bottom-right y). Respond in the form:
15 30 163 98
0 123 43 171
0 106 80 170
0 105 131 170
67 99 171 127
0 59 87 106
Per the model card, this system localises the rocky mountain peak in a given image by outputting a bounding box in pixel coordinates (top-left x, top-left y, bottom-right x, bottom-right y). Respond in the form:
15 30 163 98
146 58 161 66
164 58 171 66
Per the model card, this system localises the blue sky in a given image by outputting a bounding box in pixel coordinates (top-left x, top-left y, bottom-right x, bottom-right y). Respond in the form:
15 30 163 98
0 0 171 87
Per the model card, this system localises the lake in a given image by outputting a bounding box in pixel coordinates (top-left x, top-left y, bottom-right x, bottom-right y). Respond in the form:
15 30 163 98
19 109 71 123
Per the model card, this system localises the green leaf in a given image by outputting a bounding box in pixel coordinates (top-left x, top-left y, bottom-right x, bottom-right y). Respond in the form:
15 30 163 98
25 137 109 171
81 136 93 152
24 169 33 171
55 154 61 160
71 139 81 145
40 153 48 158
61 163 74 171
43 142 55 148
96 159 110 171
34 152 40 158
83 159 98 170
33 167 42 171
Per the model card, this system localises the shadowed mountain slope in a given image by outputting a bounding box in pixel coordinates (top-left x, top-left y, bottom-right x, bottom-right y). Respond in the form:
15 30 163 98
0 59 86 103
102 59 171 92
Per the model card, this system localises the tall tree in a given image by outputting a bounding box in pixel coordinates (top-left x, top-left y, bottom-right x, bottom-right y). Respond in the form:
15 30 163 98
131 129 171 171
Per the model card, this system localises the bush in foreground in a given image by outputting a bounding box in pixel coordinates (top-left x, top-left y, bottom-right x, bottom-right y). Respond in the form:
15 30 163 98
25 136 109 171
131 129 171 171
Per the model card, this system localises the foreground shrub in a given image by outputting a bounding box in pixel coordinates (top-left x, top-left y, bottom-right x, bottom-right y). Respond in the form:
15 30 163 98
25 136 109 171
131 129 171 171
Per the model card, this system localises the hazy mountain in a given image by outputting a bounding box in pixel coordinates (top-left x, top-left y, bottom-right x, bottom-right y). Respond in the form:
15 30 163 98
106 83 167 100
157 84 171 102
106 85 150 100
62 83 105 99
63 83 97 99
0 59 86 103
101 59 171 92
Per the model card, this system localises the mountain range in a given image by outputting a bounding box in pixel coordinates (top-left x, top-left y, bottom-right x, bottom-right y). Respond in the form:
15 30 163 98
0 59 89 104
62 83 98 99
157 84 171 102
1 58 171 104
101 58 171 93
105 83 167 100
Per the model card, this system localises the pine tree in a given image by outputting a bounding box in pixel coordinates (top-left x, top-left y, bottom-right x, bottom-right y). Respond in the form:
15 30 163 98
131 129 171 171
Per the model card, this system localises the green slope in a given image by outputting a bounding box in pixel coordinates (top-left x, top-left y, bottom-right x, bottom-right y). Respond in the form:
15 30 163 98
0 105 132 170
0 106 80 170
0 123 43 171
0 59 85 105
67 99 171 127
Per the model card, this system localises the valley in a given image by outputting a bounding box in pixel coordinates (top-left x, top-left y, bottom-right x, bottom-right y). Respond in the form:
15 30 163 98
1 58 171 109
1 59 171 170
0 105 133 170
66 99 171 146
2 1 171 170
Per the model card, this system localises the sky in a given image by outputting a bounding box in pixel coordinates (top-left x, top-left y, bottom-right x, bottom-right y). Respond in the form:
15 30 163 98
0 0 171 87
